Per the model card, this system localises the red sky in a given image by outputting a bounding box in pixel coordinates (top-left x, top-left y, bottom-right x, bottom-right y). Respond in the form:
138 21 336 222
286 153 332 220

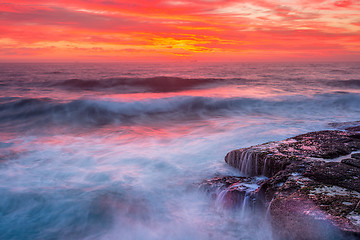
0 0 359 62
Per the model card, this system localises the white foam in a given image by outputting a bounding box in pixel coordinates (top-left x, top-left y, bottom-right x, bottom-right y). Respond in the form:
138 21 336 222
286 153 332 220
328 150 360 162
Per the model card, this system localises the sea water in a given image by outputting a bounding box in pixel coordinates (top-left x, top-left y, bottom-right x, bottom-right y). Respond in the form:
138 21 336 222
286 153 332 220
0 62 359 239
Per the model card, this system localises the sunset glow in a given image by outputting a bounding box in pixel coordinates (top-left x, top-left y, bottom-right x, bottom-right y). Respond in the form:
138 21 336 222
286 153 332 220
1 0 359 62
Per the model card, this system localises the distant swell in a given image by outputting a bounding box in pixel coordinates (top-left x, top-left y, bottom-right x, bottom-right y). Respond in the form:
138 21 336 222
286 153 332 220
53 76 224 93
328 79 360 89
1 93 360 129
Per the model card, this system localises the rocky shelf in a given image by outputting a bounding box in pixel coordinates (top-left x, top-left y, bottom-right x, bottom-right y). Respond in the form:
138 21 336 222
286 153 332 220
201 123 360 240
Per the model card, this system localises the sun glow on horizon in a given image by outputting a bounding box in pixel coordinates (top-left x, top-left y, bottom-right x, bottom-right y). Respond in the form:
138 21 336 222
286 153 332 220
0 0 359 62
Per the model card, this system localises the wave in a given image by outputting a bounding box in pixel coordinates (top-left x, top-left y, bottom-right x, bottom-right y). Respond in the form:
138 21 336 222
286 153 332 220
327 79 360 89
52 76 225 93
329 69 351 74
1 93 360 129
43 71 66 75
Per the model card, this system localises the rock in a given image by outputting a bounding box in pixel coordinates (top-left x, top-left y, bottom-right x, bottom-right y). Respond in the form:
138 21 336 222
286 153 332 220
219 126 360 238
225 130 360 178
199 176 264 210
304 162 360 192
268 176 360 239
292 131 360 159
224 142 294 177
269 190 359 240
347 126 360 132
342 158 360 168
199 176 245 200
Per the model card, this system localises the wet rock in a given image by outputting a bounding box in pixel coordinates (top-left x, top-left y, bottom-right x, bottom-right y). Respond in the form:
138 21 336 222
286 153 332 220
225 144 293 177
304 162 360 192
199 176 265 210
292 130 360 159
220 125 360 238
269 190 358 240
199 176 245 197
225 130 360 178
342 158 360 168
347 126 360 132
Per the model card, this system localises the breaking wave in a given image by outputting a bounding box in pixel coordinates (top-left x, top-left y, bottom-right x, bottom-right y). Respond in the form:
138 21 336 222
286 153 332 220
1 93 360 130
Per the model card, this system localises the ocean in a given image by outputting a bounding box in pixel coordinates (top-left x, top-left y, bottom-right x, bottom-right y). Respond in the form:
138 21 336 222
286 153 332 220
0 62 359 239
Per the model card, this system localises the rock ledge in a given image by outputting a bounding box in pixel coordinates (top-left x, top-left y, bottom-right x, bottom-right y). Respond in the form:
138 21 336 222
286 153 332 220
204 126 360 239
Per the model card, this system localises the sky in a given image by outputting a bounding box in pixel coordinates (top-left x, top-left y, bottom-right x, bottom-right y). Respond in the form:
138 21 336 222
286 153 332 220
0 0 359 62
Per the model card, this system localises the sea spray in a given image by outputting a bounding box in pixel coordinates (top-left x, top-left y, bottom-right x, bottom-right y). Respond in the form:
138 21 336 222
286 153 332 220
200 175 273 240
0 62 359 239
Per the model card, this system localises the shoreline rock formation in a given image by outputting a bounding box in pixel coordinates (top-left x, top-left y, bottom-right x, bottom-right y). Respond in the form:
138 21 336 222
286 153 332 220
202 124 360 240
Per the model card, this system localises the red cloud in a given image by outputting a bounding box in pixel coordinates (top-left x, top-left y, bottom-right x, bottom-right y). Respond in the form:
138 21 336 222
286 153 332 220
0 0 359 61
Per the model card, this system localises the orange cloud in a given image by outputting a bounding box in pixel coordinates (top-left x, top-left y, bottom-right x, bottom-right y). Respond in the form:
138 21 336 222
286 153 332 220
0 0 359 61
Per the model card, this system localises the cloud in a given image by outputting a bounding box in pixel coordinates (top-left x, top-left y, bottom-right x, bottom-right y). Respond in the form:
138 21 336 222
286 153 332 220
0 0 359 61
